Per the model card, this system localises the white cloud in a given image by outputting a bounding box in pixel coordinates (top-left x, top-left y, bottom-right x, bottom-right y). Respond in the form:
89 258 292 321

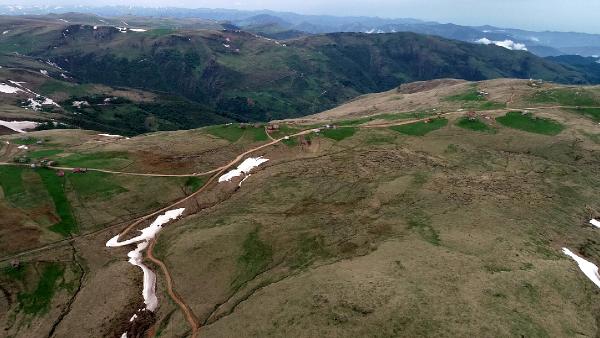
475 38 527 51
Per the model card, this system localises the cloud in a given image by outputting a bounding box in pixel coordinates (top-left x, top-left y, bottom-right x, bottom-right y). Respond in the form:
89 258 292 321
475 38 527 51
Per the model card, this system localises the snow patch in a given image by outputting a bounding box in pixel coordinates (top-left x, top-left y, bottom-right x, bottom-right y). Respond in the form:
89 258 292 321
590 219 600 228
17 145 28 150
563 248 600 288
98 133 123 138
129 28 147 32
72 100 89 108
39 69 49 76
2 30 9 35
0 120 39 133
218 157 269 183
106 208 185 311
475 38 527 51
0 83 22 94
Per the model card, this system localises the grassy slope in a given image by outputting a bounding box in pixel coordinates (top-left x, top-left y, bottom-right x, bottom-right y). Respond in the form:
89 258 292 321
390 118 448 136
496 112 564 135
1 25 595 128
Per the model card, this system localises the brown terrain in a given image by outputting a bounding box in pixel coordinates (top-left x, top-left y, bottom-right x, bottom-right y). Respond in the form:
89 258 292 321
1 78 600 337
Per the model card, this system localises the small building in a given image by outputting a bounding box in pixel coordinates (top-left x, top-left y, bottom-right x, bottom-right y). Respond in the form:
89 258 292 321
267 124 280 131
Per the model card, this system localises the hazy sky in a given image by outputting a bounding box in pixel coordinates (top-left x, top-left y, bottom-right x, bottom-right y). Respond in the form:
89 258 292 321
5 0 600 33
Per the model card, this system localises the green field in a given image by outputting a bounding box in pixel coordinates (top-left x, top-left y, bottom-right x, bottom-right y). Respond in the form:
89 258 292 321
205 125 246 142
17 263 63 315
445 87 505 110
67 172 127 200
28 149 64 159
38 170 78 236
390 118 448 136
321 127 357 141
456 117 495 133
0 166 25 201
496 112 564 135
59 151 131 169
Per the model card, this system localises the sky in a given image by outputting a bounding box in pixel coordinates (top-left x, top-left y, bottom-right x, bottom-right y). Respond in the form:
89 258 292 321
4 0 600 34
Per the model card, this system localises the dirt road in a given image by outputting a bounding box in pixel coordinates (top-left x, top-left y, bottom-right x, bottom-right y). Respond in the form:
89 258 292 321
146 239 200 338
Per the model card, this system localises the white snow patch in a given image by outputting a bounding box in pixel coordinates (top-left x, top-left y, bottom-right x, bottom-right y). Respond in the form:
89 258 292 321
2 30 9 35
116 27 127 33
58 18 69 23
130 314 138 322
563 248 600 288
93 25 98 30
590 219 600 228
0 120 39 133
0 83 22 94
223 44 230 48
72 100 89 108
129 28 147 32
120 333 127 338
98 133 123 138
106 208 185 311
475 38 528 51
17 145 28 150
218 157 269 183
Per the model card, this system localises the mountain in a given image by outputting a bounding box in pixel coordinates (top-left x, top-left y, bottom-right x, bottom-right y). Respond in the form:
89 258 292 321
1 16 599 135
2 78 600 337
1 5 599 57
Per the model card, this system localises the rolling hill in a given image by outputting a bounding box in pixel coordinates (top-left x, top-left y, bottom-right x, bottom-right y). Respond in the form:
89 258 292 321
1 78 600 337
1 16 600 136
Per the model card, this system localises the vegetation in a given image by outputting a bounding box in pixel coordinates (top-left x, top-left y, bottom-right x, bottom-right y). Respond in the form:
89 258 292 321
321 127 356 141
17 263 63 315
496 112 564 135
184 177 205 192
2 263 27 282
0 166 25 201
390 118 448 136
456 117 495 133
68 172 127 200
28 149 64 159
38 170 78 236
567 107 600 122
407 212 440 246
529 88 600 107
60 151 131 169
445 86 505 110
290 235 329 268
12 137 39 145
205 125 246 142
233 228 272 289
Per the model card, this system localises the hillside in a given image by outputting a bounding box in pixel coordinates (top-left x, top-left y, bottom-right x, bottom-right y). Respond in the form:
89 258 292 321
1 79 600 337
1 17 600 135
3 6 600 56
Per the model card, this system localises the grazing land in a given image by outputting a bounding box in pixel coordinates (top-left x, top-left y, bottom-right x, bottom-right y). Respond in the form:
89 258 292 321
1 79 600 338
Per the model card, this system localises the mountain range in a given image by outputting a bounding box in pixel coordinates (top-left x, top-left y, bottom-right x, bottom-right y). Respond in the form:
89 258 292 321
2 5 600 57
